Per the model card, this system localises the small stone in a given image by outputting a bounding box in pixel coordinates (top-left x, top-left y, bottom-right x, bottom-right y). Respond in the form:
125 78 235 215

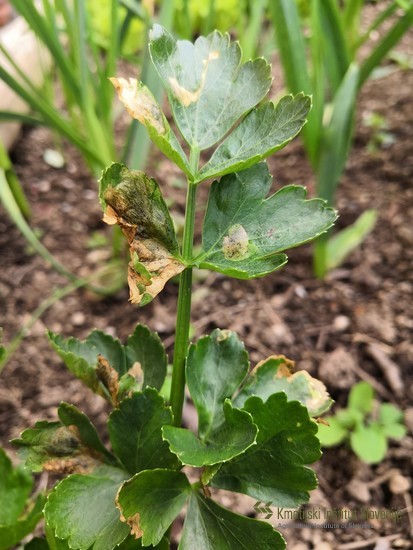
318 347 357 389
347 478 371 503
43 148 65 168
389 473 411 494
333 315 351 332
71 312 86 326
316 543 333 550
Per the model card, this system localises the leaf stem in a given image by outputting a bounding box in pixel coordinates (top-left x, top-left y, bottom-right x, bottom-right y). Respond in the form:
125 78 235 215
170 148 200 426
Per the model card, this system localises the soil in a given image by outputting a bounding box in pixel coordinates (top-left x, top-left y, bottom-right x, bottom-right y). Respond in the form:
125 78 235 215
1 23 413 550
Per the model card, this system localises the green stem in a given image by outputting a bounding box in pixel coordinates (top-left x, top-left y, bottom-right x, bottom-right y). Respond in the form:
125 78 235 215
170 149 199 426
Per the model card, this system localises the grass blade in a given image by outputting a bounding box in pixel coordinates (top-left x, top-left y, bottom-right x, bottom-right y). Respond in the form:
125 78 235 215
359 6 413 87
269 0 321 165
325 209 377 272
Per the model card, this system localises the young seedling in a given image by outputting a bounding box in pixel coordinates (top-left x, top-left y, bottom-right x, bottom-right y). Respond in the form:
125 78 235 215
317 381 407 464
12 27 337 549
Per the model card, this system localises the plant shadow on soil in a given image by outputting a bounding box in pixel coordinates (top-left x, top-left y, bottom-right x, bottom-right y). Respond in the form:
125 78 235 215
1 40 413 550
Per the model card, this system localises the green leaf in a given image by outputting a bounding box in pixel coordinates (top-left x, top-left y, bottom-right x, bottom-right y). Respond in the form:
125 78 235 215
111 78 191 177
378 403 404 426
0 447 32 524
125 324 167 391
13 403 112 473
198 94 311 182
196 163 337 279
0 494 45 550
24 538 50 550
108 388 179 474
45 466 130 550
117 469 191 546
350 425 387 464
234 355 332 417
57 403 116 465
380 423 407 440
48 329 126 396
99 163 184 305
180 492 285 549
186 329 249 437
325 209 377 271
212 394 320 507
316 417 348 447
163 401 257 467
149 25 272 150
348 381 374 414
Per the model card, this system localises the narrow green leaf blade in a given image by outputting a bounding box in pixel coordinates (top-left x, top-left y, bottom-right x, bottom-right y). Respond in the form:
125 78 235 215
198 94 311 181
44 466 130 550
162 401 257 467
234 356 332 416
316 64 359 205
111 78 191 177
149 25 272 150
186 329 249 437
212 394 320 506
196 163 337 279
180 492 285 549
325 209 377 271
117 470 191 546
108 388 179 474
125 324 167 391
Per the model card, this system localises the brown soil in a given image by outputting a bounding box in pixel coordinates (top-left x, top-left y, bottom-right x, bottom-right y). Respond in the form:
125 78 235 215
1 34 413 550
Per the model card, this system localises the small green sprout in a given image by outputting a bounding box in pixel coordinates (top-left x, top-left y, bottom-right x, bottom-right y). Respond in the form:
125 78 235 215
317 381 407 464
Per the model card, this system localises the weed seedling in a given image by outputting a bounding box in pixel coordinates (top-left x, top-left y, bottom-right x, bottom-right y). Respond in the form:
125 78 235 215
317 381 406 464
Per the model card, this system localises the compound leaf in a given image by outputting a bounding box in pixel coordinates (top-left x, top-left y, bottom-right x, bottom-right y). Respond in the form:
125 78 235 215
125 324 167 391
186 329 249 437
108 388 179 475
117 469 191 547
212 394 320 507
100 163 184 305
198 94 311 181
234 355 332 416
149 25 271 150
162 401 256 467
44 466 129 550
195 163 337 279
180 492 285 549
111 78 191 177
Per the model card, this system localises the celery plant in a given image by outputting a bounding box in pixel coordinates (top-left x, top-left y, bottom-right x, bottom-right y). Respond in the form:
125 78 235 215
12 27 338 549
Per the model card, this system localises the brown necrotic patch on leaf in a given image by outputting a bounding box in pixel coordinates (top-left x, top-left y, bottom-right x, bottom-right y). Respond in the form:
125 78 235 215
110 77 166 134
222 224 250 261
100 164 185 305
96 355 120 406
168 50 220 107
42 455 102 475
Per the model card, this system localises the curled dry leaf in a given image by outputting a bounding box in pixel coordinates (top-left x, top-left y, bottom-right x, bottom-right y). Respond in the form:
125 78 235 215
100 164 185 305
